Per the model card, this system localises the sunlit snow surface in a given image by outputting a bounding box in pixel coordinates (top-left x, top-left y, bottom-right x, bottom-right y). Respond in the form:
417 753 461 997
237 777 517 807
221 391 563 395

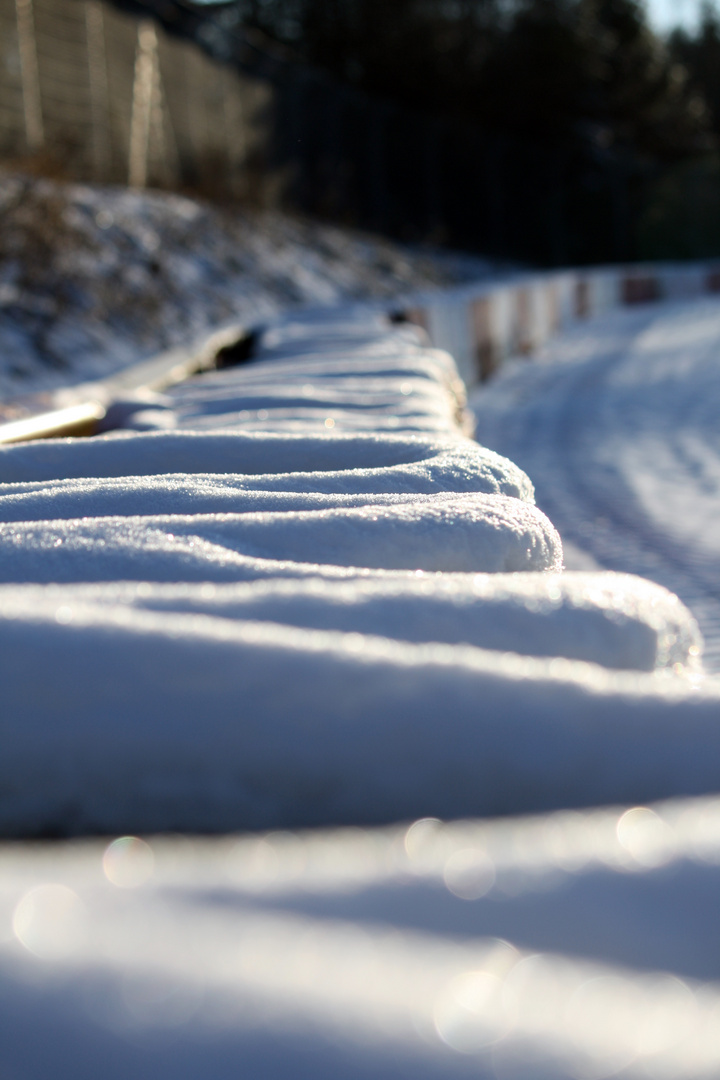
470 297 720 670
4 798 720 1079
2 300 720 1077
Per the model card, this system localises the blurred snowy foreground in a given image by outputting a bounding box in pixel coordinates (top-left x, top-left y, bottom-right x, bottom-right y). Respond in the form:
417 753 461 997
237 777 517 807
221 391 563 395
2 288 720 1076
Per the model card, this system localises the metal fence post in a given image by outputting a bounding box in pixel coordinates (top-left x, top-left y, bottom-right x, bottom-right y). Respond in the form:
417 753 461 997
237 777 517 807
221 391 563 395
15 0 43 150
128 19 156 188
223 66 246 197
85 0 110 179
150 38 177 186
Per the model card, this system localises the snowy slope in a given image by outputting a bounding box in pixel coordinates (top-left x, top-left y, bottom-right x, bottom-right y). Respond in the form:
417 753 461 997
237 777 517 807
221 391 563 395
0 174 495 404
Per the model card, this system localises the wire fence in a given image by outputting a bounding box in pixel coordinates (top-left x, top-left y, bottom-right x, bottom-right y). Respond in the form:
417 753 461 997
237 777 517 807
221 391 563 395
0 0 639 263
0 0 271 196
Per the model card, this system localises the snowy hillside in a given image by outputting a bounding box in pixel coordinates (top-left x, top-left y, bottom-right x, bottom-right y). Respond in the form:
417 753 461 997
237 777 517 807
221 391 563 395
0 173 495 402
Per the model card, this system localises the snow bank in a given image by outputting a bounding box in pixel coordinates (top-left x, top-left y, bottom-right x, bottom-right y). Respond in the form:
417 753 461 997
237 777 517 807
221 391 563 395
98 572 701 672
0 431 535 500
469 298 720 669
11 571 699 672
2 794 720 1079
111 325 468 436
0 593 716 835
0 305 713 839
0 484 499 523
8 171 720 1080
0 791 719 1079
0 495 562 580
4 244 720 1080
127 408 460 435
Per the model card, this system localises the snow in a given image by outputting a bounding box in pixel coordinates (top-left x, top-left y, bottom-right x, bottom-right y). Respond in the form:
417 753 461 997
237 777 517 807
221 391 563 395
2 795 720 1079
0 495 562 579
469 296 720 669
105 322 470 435
0 174 495 403
0 592 717 836
28 571 695 672
0 431 534 500
3 185 720 1076
0 302 714 832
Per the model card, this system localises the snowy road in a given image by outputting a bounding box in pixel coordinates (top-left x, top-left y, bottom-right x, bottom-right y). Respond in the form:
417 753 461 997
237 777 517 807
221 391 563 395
471 297 720 670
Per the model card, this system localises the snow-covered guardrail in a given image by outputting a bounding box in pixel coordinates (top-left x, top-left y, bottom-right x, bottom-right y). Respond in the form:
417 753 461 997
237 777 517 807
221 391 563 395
0 304 716 836
2 258 716 447
4 302 720 1080
0 323 251 444
399 260 720 387
0 401 107 444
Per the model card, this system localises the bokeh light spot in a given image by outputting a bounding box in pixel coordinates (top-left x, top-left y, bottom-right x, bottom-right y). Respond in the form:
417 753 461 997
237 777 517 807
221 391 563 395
616 808 674 868
13 884 86 959
103 836 155 888
443 848 496 900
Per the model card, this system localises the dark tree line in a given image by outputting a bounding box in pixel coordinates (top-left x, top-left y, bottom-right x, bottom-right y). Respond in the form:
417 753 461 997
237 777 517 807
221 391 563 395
124 0 720 261
227 0 709 160
211 0 720 261
669 2 720 140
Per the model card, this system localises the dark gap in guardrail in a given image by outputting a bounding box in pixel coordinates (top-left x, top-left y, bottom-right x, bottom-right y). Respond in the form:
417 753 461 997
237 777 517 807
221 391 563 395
213 328 262 368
